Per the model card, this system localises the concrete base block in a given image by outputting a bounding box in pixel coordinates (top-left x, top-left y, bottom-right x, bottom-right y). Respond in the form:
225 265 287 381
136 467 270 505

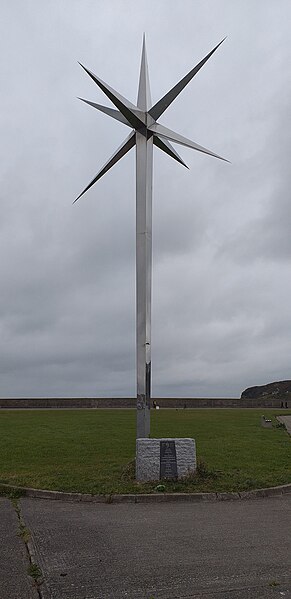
136 438 196 482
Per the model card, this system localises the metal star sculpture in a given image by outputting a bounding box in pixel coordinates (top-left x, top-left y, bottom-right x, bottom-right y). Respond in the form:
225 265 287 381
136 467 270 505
75 36 228 438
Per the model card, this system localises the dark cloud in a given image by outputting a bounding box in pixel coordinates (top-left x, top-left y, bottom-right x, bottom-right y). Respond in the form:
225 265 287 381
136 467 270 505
1 0 291 398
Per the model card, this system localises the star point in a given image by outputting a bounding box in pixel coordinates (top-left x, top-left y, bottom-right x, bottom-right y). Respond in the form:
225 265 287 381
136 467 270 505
75 37 228 202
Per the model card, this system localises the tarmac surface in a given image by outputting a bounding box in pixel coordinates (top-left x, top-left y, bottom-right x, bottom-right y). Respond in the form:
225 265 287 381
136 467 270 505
1 494 291 598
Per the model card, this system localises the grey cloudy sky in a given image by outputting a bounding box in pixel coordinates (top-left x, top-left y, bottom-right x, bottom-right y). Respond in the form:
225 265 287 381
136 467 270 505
1 0 291 398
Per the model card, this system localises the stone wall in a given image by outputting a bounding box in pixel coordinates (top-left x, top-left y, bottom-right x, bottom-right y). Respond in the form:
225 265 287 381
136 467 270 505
0 397 288 409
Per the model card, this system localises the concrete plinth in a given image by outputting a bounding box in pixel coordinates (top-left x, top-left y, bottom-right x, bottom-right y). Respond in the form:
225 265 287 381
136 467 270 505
136 438 196 482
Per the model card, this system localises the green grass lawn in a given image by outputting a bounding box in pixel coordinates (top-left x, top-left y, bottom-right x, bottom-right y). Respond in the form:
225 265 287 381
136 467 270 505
0 409 290 495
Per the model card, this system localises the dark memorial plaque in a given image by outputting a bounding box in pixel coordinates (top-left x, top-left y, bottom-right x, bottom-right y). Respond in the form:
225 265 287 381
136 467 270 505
160 441 178 479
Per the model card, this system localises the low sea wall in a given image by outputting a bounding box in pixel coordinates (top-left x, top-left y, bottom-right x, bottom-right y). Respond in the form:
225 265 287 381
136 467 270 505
0 397 288 409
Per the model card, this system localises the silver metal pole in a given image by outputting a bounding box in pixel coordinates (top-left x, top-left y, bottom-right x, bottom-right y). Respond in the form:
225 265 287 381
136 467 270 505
136 131 153 438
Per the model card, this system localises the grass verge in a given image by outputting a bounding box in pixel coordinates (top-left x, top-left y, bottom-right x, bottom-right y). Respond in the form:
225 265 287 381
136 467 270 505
0 409 290 494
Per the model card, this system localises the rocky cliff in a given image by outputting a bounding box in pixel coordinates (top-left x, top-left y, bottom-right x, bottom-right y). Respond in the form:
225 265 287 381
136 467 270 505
241 380 291 400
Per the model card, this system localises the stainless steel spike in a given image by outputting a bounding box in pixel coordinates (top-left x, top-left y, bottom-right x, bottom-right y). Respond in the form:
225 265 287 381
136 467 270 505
75 37 228 439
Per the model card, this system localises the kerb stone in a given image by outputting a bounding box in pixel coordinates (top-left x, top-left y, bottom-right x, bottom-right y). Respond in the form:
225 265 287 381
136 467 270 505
136 438 196 481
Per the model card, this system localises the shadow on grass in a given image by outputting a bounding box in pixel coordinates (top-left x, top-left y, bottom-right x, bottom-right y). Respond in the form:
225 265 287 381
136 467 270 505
120 458 221 494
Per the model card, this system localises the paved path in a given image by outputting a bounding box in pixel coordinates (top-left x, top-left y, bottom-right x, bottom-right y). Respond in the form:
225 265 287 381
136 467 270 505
0 498 38 599
7 494 289 599
278 415 291 434
1 495 291 598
